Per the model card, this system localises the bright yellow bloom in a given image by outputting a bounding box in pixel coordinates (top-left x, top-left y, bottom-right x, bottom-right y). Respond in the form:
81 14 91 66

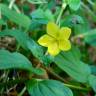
38 22 71 56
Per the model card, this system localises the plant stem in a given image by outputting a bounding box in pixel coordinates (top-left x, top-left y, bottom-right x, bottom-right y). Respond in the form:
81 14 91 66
18 87 26 96
64 83 90 91
56 3 67 25
45 67 90 91
13 4 21 13
9 0 16 9
87 0 94 6
0 76 90 92
45 67 67 83
81 2 96 22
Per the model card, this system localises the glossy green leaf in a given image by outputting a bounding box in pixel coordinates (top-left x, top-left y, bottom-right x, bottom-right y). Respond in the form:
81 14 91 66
26 79 73 96
0 49 45 75
0 29 52 66
0 4 31 28
54 46 91 83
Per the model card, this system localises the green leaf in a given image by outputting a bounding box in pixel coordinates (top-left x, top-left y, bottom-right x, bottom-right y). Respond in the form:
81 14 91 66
47 0 56 9
90 65 96 75
88 75 96 92
0 49 45 75
54 46 91 83
26 79 73 96
61 15 84 27
66 0 81 11
84 29 96 46
0 19 6 25
0 29 52 66
0 4 31 29
31 8 54 24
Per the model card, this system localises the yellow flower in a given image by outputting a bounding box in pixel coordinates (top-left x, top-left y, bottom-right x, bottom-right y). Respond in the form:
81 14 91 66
38 22 71 56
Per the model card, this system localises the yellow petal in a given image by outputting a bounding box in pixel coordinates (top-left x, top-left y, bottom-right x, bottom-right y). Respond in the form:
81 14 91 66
59 40 71 51
47 22 59 38
38 34 54 47
59 27 71 40
48 42 60 56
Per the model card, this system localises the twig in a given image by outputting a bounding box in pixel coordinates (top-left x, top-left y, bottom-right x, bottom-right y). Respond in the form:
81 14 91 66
56 3 67 25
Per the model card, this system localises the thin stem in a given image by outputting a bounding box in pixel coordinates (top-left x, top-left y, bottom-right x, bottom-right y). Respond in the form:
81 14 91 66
18 87 26 96
0 8 1 19
9 0 16 9
45 67 90 91
16 44 21 51
81 2 96 22
27 1 47 4
45 67 67 83
87 0 94 6
0 9 2 30
0 75 91 92
13 4 21 13
56 3 67 25
64 83 90 91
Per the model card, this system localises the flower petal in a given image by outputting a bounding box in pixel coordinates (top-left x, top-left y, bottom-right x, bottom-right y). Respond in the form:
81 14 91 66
48 42 60 56
38 35 54 47
59 27 71 40
59 40 71 51
47 22 59 38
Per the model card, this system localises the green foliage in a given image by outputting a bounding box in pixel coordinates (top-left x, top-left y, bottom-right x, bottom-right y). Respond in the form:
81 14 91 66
0 29 52 65
0 0 96 96
27 39 53 65
54 46 91 83
84 29 96 46
63 0 81 11
90 65 96 75
0 4 31 29
0 49 45 75
88 75 96 92
31 8 54 24
26 79 73 96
